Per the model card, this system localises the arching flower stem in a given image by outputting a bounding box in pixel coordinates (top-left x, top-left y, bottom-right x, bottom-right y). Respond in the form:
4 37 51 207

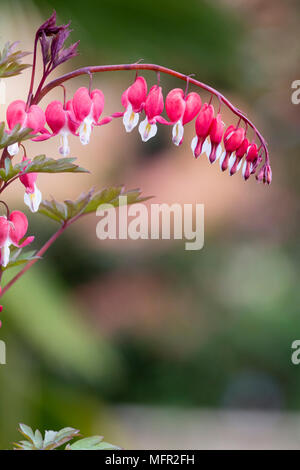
32 63 269 165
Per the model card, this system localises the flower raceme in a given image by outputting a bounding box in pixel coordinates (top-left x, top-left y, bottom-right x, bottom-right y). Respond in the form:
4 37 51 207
6 100 45 156
0 211 34 267
3 78 271 185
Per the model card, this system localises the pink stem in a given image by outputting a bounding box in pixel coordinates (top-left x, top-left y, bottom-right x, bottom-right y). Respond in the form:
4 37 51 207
33 63 269 164
0 222 67 297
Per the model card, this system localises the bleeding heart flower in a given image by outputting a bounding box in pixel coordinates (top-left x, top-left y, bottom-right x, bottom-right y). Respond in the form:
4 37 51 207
242 142 258 180
208 113 225 164
228 137 249 176
220 126 245 171
191 103 214 158
6 100 45 156
72 87 107 145
165 88 201 146
45 99 79 156
138 85 164 142
19 158 42 213
0 210 34 267
122 76 147 132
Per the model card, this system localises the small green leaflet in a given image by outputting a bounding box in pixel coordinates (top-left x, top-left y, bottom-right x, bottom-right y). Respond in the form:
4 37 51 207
0 249 39 272
0 42 31 78
66 435 121 451
0 123 35 151
39 186 152 224
0 154 89 182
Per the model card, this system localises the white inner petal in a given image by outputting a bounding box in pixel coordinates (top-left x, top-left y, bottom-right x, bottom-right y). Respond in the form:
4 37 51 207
138 118 157 142
1 240 11 267
24 184 42 213
242 160 247 178
228 153 236 172
191 136 198 155
79 117 93 145
236 159 243 172
7 142 19 156
202 137 210 156
205 140 212 159
59 133 70 156
123 104 139 132
216 144 222 160
219 150 226 170
172 120 184 146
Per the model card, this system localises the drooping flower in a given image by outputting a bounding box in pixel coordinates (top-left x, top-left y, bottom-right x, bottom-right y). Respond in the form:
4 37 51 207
165 88 201 146
242 142 258 180
208 113 225 164
19 158 42 213
0 210 34 268
45 99 79 156
138 85 164 142
121 76 147 132
191 103 214 158
6 100 45 156
220 125 245 172
228 137 249 176
72 87 109 145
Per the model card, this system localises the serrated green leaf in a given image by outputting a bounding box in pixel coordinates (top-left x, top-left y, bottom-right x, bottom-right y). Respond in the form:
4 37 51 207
0 124 34 152
25 155 88 175
0 154 88 183
38 186 151 224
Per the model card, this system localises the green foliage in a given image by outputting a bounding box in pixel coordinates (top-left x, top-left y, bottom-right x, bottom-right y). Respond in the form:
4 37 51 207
66 435 121 450
0 123 35 151
39 186 151 223
14 423 120 450
0 42 31 78
0 154 88 182
1 248 39 272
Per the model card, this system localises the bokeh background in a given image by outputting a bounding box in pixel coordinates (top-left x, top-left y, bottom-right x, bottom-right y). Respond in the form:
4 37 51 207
0 0 299 449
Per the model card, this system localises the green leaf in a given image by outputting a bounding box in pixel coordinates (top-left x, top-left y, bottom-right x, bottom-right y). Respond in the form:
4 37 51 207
39 186 151 224
0 154 88 182
0 42 31 78
0 123 35 151
1 249 39 271
43 427 80 450
18 423 35 443
13 440 35 450
66 436 121 451
33 429 44 449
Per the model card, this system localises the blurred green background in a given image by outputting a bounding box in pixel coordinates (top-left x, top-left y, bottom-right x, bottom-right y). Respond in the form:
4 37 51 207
0 0 299 449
